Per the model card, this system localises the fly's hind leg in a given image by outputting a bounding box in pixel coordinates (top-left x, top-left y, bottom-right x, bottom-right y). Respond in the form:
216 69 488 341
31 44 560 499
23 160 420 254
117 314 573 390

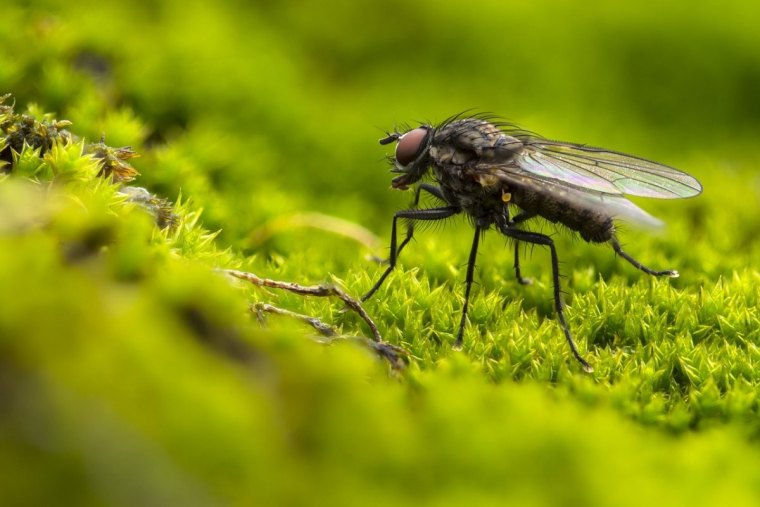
610 237 679 278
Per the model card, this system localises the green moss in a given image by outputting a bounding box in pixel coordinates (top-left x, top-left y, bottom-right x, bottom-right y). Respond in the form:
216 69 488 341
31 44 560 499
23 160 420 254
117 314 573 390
1 1 760 505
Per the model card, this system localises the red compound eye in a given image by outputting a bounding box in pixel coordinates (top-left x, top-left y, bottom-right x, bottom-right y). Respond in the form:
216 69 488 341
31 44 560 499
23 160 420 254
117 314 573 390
395 127 428 166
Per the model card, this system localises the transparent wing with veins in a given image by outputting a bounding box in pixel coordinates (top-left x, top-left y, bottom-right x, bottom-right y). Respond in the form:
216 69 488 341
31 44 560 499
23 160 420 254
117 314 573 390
470 135 703 228
512 140 703 199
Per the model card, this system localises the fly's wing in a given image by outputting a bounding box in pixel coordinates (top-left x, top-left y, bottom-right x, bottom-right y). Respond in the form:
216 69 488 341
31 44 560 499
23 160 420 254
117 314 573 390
493 170 664 229
512 139 702 199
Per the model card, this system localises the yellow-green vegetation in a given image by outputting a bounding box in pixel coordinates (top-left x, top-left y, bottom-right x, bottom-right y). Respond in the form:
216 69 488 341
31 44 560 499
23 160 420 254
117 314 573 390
2 1 760 505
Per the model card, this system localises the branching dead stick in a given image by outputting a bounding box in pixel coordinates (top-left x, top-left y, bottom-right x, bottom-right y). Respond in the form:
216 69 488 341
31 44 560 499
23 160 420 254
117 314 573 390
253 302 338 337
225 269 382 343
225 269 408 369
254 300 408 369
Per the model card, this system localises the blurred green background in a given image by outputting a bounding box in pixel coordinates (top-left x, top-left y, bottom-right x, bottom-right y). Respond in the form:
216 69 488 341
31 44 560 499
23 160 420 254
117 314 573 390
6 0 760 246
2 0 760 505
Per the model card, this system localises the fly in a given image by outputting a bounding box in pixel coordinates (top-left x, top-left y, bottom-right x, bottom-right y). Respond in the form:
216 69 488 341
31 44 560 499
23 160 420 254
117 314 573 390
363 113 702 372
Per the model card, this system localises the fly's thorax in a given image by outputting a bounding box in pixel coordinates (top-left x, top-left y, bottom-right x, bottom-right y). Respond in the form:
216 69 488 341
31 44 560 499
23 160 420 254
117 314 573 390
435 119 504 151
431 119 523 168
431 161 510 228
428 142 458 166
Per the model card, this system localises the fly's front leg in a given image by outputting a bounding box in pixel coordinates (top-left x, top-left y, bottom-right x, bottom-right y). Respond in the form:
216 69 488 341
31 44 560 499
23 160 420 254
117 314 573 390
392 183 448 260
362 205 460 302
413 183 447 204
501 226 593 372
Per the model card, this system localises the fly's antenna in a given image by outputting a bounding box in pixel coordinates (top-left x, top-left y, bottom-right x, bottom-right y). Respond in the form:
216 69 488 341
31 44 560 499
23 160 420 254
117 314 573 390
379 132 401 145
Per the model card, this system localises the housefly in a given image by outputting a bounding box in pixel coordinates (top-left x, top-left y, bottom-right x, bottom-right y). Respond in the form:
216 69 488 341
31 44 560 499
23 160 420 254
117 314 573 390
363 114 702 372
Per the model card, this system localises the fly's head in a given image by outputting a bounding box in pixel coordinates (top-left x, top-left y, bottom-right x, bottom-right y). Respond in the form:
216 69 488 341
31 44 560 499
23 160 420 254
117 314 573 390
380 126 434 190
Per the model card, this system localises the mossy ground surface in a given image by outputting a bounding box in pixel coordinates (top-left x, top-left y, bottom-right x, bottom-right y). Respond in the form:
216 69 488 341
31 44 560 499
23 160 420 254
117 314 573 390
2 1 760 505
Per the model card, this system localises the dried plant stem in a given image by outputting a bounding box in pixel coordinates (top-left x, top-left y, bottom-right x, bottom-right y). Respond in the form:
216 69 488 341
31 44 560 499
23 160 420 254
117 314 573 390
225 269 408 369
253 302 338 337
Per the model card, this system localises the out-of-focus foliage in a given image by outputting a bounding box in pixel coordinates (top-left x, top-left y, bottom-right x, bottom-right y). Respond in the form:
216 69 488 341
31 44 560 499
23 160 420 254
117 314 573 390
2 0 760 505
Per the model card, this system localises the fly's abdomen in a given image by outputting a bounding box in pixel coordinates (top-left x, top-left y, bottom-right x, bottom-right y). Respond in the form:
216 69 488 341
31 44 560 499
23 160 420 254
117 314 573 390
510 181 614 243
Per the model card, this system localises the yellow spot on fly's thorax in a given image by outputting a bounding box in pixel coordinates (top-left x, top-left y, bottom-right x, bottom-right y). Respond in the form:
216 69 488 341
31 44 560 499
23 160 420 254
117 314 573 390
501 190 512 203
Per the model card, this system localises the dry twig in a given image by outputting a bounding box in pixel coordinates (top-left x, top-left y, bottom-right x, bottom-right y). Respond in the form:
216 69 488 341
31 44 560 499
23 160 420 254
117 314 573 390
225 269 408 369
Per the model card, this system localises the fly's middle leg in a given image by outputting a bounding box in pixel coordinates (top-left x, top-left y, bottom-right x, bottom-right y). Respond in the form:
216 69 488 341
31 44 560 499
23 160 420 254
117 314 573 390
455 227 483 348
509 211 536 285
501 225 593 372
